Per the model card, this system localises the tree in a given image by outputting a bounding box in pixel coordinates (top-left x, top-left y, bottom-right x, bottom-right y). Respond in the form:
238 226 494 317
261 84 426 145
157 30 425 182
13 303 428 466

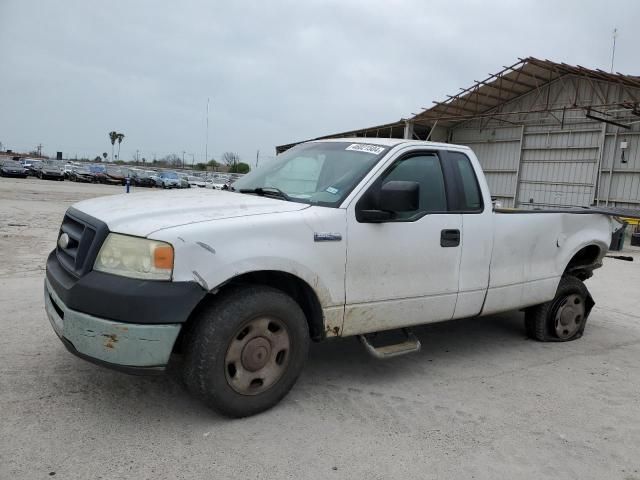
94 156 102 162
194 162 208 171
222 152 240 170
102 152 108 162
233 162 251 174
159 153 181 167
207 159 220 171
116 133 125 163
108 131 118 161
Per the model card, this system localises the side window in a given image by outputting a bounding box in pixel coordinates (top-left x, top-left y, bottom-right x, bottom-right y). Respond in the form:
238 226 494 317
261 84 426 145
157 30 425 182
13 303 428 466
450 152 483 212
381 154 447 218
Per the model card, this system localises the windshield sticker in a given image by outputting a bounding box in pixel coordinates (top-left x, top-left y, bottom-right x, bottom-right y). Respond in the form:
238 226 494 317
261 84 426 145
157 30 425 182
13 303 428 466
325 186 339 195
345 144 385 155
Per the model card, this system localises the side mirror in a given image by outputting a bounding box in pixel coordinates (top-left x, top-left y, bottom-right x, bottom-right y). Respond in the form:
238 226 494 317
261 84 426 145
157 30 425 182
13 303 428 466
379 181 419 212
357 180 420 223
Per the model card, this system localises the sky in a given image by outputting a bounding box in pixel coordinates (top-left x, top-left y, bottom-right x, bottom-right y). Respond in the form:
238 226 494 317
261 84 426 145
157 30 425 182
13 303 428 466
1 0 639 166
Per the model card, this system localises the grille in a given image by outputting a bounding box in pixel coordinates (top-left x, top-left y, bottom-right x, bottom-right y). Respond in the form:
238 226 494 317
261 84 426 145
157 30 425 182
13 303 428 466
55 209 108 277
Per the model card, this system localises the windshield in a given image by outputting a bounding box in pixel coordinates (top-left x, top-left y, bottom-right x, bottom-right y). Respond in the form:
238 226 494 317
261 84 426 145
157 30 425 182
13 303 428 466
89 165 105 173
163 172 178 179
2 160 23 167
232 141 389 207
74 166 91 174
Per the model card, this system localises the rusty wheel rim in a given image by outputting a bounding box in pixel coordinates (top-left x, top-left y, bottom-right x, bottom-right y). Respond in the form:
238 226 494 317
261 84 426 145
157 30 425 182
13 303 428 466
554 294 585 339
225 316 291 396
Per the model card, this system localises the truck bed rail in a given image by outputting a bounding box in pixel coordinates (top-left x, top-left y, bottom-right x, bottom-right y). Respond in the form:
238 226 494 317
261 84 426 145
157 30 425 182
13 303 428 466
494 206 640 220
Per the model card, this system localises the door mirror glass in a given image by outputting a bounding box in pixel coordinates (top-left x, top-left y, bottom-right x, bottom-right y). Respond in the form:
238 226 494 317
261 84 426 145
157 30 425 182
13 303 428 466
357 180 420 223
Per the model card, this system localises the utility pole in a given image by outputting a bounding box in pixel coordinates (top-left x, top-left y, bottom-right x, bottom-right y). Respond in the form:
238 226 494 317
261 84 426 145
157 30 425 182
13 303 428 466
610 28 618 73
256 150 260 168
136 149 139 165
205 97 210 163
182 151 185 169
37 143 43 156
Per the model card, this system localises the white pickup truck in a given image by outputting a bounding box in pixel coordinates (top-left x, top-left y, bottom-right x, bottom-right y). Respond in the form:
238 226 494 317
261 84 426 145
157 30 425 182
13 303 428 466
45 138 631 417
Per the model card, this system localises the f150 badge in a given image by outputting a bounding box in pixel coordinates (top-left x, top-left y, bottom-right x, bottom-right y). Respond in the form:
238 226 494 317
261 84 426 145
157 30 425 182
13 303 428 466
314 232 342 242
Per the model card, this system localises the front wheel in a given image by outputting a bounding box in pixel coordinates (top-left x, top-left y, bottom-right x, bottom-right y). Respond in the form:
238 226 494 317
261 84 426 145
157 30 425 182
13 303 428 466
525 276 594 342
183 286 310 417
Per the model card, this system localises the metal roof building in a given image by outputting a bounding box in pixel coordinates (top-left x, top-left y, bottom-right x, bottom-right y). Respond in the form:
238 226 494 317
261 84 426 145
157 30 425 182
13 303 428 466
277 57 640 209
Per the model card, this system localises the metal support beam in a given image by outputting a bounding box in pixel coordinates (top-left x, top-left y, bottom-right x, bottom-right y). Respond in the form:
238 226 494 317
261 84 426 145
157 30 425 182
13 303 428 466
403 121 414 140
585 108 631 129
594 122 607 206
512 125 525 208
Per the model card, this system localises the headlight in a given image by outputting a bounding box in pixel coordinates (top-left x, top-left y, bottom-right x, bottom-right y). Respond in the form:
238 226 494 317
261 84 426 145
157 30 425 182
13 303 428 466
94 233 174 280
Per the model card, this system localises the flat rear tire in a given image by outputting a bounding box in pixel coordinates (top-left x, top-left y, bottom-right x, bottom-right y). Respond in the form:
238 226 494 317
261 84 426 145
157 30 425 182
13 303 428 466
525 276 594 342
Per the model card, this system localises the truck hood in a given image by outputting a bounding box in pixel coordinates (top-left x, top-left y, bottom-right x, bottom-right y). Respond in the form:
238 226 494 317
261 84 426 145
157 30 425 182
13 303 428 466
72 189 310 236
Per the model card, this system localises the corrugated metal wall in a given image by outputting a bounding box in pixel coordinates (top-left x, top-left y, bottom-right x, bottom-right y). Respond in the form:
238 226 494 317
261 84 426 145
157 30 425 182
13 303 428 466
598 130 640 209
451 126 521 208
518 126 602 208
450 76 640 209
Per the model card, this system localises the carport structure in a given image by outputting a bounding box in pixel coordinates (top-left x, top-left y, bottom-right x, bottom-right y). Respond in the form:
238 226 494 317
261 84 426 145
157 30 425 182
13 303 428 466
277 57 640 209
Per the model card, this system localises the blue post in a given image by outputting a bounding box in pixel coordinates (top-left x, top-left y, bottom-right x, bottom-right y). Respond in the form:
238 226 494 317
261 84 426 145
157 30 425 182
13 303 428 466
125 177 130 193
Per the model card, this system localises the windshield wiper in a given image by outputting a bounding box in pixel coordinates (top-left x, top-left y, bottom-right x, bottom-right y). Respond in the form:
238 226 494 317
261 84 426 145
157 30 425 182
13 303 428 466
239 187 291 201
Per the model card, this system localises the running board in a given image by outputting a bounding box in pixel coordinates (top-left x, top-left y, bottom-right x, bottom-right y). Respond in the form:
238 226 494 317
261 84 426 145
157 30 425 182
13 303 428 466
358 328 421 359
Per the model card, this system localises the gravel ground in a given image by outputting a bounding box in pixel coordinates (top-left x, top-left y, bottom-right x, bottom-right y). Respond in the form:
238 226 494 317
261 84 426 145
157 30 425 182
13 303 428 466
1 177 640 480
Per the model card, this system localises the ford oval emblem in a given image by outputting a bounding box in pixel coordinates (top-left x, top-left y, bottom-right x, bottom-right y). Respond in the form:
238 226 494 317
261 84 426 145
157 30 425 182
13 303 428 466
58 233 70 249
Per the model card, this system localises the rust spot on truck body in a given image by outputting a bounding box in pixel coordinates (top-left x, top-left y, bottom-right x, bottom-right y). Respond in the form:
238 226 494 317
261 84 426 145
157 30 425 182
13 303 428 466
102 333 118 349
325 325 341 337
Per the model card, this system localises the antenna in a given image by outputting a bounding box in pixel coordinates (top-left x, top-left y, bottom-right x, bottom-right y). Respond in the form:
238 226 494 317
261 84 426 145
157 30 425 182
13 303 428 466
610 28 618 73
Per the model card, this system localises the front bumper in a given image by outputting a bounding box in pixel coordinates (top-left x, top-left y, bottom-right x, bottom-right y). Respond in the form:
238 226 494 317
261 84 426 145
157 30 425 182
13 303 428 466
1 170 27 177
74 174 94 182
45 278 181 373
45 247 207 373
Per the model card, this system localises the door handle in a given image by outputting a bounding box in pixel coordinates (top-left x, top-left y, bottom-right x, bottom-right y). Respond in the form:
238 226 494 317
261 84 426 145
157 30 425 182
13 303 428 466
440 229 460 247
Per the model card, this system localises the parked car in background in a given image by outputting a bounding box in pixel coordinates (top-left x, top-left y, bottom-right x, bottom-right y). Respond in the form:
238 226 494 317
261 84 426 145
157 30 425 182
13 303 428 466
87 165 107 183
63 164 75 178
156 171 181 188
0 160 28 178
205 175 229 190
68 166 97 183
128 168 156 188
148 171 161 186
38 161 65 181
187 176 206 188
23 160 43 177
104 166 126 185
177 173 191 189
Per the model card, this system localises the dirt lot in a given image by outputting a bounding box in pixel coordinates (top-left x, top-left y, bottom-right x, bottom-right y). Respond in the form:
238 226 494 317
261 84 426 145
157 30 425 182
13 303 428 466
1 177 640 479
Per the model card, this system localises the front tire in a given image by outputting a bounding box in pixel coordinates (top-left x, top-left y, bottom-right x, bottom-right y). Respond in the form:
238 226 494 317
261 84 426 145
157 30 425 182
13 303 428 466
525 276 594 342
183 286 310 417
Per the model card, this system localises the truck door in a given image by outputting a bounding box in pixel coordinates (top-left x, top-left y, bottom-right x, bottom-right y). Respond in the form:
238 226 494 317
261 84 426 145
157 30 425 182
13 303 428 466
343 150 462 336
443 151 493 319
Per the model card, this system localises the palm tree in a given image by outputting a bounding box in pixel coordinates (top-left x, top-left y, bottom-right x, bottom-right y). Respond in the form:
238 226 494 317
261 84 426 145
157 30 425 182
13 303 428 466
102 152 108 161
108 131 118 162
116 133 125 163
